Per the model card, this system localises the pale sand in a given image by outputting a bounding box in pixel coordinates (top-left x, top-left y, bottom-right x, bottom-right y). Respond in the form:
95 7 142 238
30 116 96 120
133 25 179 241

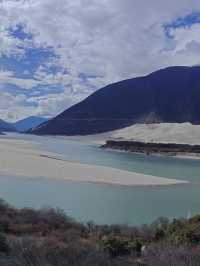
0 137 188 186
61 123 200 146
112 123 200 145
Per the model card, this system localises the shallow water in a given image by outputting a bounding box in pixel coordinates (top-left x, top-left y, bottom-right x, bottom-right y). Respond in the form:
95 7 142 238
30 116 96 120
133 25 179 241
0 133 200 225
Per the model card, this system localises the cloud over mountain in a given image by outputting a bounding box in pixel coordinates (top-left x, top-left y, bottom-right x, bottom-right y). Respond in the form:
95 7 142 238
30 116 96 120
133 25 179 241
1 0 200 121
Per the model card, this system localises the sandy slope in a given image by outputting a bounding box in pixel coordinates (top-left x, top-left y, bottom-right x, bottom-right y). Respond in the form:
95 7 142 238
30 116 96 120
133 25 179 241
0 137 187 186
111 123 200 145
64 123 200 146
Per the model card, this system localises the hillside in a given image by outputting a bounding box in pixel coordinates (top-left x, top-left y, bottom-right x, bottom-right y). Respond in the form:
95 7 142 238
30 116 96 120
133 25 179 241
13 116 48 132
0 119 17 132
31 66 200 135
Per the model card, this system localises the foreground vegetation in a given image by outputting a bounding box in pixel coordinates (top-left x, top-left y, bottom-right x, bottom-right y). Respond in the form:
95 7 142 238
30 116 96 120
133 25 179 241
0 200 199 265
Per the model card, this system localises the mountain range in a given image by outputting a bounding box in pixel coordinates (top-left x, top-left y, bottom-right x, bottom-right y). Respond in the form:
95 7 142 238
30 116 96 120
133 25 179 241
13 116 48 132
0 119 17 132
0 116 48 133
28 66 200 135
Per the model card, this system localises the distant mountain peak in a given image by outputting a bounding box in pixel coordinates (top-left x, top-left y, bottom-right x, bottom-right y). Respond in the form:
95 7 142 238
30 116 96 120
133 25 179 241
14 116 48 132
0 119 17 132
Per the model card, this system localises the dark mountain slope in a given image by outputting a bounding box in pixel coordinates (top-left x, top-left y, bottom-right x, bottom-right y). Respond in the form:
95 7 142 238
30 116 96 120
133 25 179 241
31 66 200 135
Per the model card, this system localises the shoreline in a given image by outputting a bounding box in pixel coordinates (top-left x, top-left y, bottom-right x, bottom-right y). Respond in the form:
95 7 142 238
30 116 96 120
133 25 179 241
11 131 200 160
102 140 200 160
103 146 200 160
0 172 191 189
0 136 188 187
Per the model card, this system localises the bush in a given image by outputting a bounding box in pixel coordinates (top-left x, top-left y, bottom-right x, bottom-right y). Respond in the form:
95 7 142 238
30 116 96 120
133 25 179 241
0 199 200 265
101 236 142 258
0 234 9 254
144 244 200 266
167 217 200 245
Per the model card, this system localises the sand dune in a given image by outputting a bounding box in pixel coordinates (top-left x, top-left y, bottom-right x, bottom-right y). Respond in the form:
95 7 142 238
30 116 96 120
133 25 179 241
112 123 200 145
64 123 200 146
0 137 188 187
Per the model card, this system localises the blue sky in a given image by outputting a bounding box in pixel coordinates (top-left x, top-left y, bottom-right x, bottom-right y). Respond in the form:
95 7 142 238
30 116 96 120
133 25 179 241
1 0 200 121
164 12 200 38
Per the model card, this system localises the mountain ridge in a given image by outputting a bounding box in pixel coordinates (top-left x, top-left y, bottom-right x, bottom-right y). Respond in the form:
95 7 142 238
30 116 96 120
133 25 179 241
31 66 200 135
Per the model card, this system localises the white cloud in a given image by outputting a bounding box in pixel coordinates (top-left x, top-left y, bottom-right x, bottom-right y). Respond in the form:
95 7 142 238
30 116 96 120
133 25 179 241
0 70 41 89
0 91 35 121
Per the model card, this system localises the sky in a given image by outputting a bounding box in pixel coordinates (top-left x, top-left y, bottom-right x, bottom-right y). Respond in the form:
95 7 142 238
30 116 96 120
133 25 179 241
1 0 200 121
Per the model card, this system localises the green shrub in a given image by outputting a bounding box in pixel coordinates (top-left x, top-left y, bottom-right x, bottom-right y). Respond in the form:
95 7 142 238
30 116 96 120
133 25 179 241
167 217 200 245
101 236 142 258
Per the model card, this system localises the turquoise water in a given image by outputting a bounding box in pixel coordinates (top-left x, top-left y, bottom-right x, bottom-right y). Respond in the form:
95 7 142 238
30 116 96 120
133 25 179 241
0 133 200 225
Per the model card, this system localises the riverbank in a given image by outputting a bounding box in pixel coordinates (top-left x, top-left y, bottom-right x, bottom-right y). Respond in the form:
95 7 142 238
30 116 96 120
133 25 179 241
102 140 200 159
0 136 188 187
60 123 200 160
